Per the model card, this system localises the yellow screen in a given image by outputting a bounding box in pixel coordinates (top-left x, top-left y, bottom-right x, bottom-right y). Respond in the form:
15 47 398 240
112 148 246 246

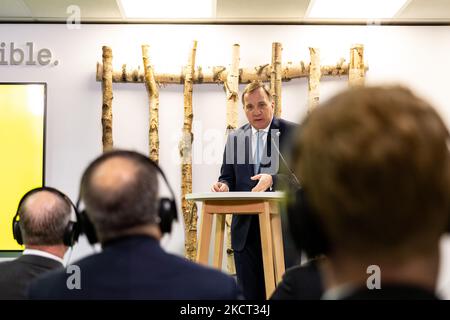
0 84 45 251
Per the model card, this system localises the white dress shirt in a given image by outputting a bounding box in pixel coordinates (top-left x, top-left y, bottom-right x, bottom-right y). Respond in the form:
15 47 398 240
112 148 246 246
321 283 356 300
22 249 64 266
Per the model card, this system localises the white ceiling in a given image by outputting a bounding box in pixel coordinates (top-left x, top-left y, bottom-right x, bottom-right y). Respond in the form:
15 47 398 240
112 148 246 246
0 0 449 23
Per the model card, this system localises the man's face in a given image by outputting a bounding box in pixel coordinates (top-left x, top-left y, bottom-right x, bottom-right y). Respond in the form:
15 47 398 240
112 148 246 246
243 87 274 130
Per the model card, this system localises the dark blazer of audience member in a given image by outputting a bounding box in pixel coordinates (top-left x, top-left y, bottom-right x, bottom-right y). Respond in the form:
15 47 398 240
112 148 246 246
0 189 71 299
293 86 450 300
29 150 240 300
270 258 324 300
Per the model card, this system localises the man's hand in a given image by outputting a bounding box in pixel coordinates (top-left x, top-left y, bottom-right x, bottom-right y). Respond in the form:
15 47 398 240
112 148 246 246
211 181 229 192
250 174 273 192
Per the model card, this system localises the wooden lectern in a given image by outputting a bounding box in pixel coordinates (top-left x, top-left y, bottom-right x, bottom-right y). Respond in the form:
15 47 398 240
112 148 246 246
186 192 286 299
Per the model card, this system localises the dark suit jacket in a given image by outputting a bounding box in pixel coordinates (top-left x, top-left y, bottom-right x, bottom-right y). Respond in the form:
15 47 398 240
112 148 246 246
270 260 323 300
0 254 63 300
218 117 298 251
28 235 240 300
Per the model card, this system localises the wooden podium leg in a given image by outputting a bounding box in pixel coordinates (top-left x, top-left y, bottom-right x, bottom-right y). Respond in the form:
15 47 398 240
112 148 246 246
213 214 225 269
259 203 276 299
271 211 285 284
196 203 213 266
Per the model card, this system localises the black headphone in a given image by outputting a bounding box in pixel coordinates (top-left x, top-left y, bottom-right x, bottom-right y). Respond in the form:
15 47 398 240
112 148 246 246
12 186 80 247
286 187 331 259
76 150 178 245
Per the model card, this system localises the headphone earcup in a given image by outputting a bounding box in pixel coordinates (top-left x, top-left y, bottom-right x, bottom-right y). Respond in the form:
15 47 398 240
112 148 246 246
63 221 76 247
287 188 330 258
12 219 23 246
159 198 178 234
79 209 98 244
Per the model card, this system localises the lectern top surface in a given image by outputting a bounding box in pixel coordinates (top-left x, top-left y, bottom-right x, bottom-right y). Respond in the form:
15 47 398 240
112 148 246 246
185 191 286 201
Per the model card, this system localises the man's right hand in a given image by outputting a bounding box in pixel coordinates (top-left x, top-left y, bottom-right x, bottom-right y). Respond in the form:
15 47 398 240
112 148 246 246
211 181 229 192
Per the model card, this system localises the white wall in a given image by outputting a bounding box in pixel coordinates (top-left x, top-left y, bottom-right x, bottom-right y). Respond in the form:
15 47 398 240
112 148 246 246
1 23 450 297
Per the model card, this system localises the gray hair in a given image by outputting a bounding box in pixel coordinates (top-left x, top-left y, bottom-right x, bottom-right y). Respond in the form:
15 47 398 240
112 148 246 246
241 80 272 106
19 192 71 245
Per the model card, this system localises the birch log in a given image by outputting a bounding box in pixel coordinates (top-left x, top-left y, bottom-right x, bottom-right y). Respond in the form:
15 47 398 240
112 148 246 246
142 45 160 163
271 43 283 117
308 48 321 112
180 41 198 261
96 60 361 84
224 44 240 275
101 46 113 151
225 44 240 130
349 44 365 87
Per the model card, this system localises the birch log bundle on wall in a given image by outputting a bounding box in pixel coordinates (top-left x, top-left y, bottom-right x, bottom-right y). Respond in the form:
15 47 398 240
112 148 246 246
101 46 113 151
142 45 160 163
179 41 198 261
97 43 368 263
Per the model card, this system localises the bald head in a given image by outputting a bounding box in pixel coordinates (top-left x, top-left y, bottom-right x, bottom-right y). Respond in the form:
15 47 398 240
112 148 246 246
90 157 139 203
80 151 159 242
19 190 71 245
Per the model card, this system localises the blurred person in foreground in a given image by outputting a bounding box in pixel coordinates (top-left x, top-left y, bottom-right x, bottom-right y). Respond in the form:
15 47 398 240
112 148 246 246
288 85 450 300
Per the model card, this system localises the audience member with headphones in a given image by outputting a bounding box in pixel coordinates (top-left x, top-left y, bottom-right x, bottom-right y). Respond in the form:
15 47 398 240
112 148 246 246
278 85 450 300
29 149 240 299
0 187 76 299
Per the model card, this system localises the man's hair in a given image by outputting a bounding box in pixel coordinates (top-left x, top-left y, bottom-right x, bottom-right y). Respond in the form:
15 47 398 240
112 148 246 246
295 85 450 261
241 80 272 106
80 150 159 241
19 191 71 245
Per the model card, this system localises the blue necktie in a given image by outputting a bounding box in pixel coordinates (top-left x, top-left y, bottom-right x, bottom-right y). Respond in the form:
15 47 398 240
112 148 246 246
255 130 263 175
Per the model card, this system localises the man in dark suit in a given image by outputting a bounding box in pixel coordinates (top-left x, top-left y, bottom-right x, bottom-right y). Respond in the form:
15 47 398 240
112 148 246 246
212 81 299 300
292 86 450 300
29 150 240 299
0 188 71 299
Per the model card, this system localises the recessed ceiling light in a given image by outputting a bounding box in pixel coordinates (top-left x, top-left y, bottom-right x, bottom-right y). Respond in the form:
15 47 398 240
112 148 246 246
307 0 409 19
119 0 215 19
